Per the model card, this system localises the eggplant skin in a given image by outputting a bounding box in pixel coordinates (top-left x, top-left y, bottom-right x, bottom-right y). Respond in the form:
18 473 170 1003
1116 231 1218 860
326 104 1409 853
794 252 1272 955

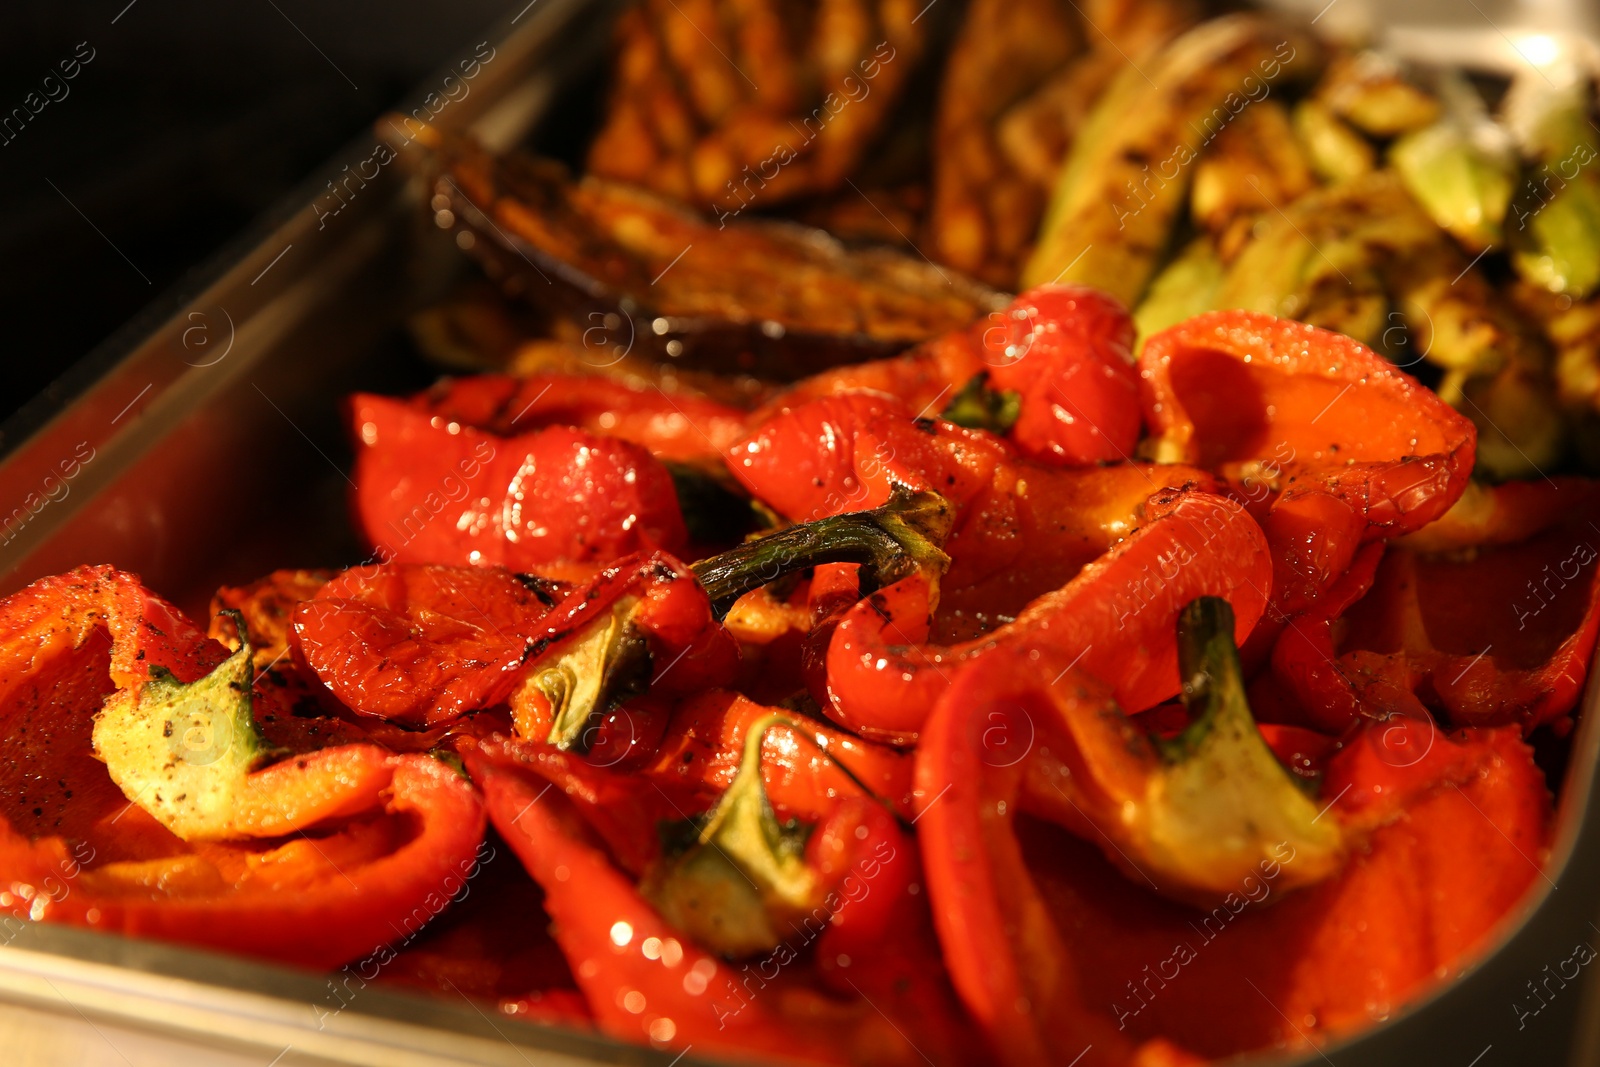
430 132 1005 380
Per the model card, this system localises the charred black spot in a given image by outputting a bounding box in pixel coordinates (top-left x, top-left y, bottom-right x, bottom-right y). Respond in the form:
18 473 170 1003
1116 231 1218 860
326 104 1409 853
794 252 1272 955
514 573 564 608
292 697 326 719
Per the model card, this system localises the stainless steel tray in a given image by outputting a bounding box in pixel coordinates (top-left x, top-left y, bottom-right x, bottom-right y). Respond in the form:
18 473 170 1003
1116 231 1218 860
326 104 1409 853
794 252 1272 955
2 1 1599 1064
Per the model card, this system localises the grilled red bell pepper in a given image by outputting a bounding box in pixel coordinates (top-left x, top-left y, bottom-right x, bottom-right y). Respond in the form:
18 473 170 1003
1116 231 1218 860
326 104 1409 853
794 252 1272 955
916 600 1343 1043
207 568 476 752
292 562 567 727
761 285 1142 466
499 552 740 750
515 485 958 744
915 649 1138 1067
917 596 1549 1062
1330 477 1600 731
464 731 972 1063
1258 542 1387 733
350 391 687 569
1004 713 1548 1059
824 486 1272 743
301 488 954 748
463 738 842 1059
412 372 748 467
731 391 1213 631
0 566 487 969
806 792 988 1063
1139 311 1476 618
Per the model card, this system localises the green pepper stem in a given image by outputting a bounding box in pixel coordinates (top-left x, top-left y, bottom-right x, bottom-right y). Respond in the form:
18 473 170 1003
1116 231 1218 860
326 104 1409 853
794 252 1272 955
689 488 953 619
534 597 651 753
940 372 1022 434
1132 595 1345 902
1166 595 1246 760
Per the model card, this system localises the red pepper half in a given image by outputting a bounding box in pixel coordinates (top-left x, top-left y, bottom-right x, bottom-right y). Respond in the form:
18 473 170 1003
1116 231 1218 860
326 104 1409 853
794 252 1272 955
825 486 1272 742
0 566 487 969
1334 478 1600 730
915 605 1344 1067
293 563 564 727
1009 717 1548 1059
1139 311 1476 616
350 392 687 569
917 602 1548 1062
468 703 982 1064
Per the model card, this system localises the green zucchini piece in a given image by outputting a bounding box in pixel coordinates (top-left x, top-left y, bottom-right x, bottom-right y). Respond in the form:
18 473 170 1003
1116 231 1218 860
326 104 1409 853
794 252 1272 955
1389 74 1517 252
1133 236 1224 349
1023 15 1315 304
1504 71 1600 299
1293 98 1375 184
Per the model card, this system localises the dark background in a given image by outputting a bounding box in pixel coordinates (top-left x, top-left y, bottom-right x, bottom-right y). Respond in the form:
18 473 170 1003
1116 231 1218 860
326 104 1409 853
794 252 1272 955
0 0 511 423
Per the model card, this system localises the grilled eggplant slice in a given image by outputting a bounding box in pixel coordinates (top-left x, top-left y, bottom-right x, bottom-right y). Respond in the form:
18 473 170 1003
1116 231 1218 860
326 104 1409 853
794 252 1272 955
411 126 1004 380
925 0 1084 288
586 0 926 214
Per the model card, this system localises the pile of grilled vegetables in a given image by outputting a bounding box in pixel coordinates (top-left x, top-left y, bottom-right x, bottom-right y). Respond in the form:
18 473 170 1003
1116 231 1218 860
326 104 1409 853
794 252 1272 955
409 0 1600 482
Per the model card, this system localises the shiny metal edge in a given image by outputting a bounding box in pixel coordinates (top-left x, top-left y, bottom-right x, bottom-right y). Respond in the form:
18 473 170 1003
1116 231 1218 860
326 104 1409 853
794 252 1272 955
0 923 661 1067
